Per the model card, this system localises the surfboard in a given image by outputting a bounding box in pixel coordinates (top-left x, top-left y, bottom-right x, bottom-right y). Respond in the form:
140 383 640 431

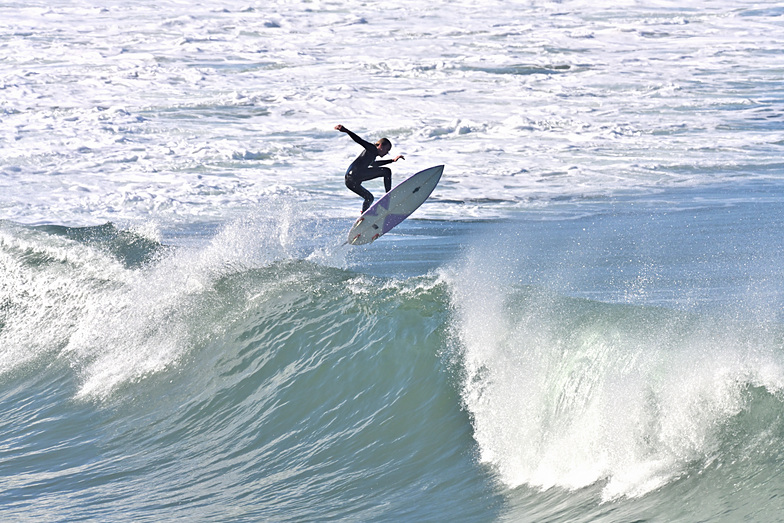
347 165 444 245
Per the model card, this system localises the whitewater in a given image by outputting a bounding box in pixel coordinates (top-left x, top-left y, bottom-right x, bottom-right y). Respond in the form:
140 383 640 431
2 1 784 521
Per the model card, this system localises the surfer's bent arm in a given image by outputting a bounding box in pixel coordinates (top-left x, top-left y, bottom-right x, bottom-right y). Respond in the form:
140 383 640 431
374 155 405 165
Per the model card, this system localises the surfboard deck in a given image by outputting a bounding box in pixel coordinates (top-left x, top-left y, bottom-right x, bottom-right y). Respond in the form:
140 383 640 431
347 165 444 245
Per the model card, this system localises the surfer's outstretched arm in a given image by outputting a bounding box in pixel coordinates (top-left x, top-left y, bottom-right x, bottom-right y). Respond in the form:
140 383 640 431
335 125 373 149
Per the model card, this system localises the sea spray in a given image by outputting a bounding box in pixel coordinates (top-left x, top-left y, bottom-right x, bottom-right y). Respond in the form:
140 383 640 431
446 245 784 501
0 222 129 375
66 201 347 399
0 198 346 400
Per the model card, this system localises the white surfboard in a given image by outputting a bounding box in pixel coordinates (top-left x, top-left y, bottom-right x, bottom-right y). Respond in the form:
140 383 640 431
347 165 444 245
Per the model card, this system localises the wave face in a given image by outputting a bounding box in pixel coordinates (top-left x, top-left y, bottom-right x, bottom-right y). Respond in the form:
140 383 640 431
0 220 501 521
4 218 784 521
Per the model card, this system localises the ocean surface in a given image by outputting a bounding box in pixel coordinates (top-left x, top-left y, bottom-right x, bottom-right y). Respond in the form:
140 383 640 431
2 1 784 521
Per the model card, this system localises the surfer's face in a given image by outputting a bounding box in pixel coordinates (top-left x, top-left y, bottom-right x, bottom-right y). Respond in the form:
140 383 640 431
376 142 391 156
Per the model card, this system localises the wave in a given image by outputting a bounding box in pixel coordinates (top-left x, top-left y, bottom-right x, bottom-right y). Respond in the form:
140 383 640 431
446 246 784 506
3 215 784 520
0 204 344 397
0 217 500 520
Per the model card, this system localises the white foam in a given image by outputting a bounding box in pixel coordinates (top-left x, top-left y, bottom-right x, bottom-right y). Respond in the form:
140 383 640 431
1 0 782 225
446 246 784 500
0 197 345 399
0 224 129 375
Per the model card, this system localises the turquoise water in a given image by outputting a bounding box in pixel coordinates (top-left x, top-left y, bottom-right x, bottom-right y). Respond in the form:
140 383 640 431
3 181 784 520
0 219 501 521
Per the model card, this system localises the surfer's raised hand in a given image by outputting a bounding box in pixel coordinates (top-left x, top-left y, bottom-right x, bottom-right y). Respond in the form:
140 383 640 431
393 155 405 162
335 124 347 132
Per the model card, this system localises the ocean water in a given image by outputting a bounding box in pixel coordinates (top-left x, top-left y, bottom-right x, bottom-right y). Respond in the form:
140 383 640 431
2 1 784 521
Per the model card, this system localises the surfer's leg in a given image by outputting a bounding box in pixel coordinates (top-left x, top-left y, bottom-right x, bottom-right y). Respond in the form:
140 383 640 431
359 191 373 213
345 176 374 212
357 167 392 192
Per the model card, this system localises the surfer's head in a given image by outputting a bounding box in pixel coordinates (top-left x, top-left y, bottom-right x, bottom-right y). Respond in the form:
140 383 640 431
376 138 392 156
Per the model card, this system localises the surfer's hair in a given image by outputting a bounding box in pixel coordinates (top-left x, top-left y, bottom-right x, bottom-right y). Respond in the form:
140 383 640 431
376 138 392 149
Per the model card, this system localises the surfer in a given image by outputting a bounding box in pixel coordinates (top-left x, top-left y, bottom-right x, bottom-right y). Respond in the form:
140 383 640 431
335 124 404 213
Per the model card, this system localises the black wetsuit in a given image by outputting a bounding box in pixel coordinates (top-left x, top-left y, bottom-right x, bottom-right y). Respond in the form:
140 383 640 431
341 129 394 212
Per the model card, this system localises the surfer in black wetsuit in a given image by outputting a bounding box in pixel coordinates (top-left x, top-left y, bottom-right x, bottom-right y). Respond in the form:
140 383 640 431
335 124 404 213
